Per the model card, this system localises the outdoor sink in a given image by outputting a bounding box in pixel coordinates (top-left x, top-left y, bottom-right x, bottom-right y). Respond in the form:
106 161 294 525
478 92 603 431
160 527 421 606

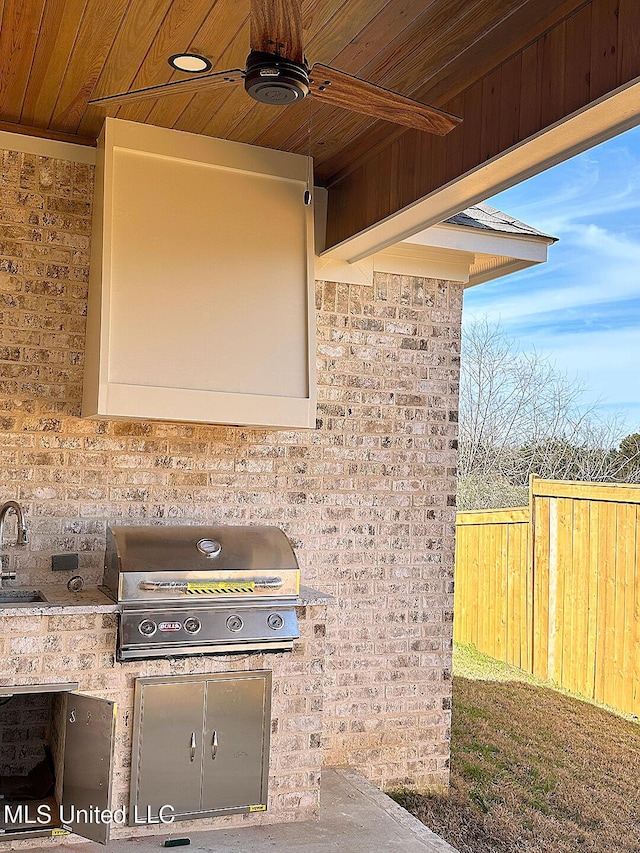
0 589 47 606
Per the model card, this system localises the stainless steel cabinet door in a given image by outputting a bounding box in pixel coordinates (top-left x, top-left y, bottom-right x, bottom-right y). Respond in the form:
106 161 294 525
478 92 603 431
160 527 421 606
135 681 205 818
201 674 269 811
63 693 117 844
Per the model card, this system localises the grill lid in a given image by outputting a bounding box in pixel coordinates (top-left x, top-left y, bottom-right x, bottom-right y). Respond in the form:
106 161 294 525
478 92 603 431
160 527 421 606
103 525 300 603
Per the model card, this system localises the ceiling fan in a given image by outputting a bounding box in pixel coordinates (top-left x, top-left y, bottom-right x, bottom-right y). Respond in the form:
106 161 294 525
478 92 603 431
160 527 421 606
89 0 462 137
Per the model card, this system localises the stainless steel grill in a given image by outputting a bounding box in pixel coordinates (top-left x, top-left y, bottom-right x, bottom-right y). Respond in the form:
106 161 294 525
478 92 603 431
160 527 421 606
103 525 300 661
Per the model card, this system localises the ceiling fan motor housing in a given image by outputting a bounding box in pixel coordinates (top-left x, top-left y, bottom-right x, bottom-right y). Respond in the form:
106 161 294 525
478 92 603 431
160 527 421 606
244 51 310 105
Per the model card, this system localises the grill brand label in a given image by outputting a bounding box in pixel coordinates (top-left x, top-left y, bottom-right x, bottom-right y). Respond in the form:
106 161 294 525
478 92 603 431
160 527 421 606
158 621 182 632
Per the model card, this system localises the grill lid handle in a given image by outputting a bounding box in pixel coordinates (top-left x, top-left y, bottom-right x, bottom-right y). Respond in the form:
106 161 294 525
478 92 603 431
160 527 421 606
137 577 284 593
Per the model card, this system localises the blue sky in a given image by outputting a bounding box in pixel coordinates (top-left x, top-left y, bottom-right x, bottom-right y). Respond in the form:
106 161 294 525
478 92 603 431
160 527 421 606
463 124 640 438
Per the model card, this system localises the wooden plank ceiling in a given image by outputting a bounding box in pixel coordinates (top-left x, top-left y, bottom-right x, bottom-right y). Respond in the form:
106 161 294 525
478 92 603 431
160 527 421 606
0 0 636 249
0 0 590 165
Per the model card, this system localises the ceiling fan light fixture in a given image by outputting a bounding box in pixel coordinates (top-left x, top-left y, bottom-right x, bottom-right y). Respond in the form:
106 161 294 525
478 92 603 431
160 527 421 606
168 53 213 73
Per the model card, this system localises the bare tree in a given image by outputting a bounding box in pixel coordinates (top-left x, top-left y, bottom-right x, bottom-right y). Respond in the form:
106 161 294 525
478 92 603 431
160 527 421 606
458 319 631 509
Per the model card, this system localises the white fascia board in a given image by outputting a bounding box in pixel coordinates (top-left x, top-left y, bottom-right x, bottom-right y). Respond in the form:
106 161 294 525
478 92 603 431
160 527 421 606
404 222 552 263
315 186 471 284
314 202 547 286
320 77 640 263
0 130 96 164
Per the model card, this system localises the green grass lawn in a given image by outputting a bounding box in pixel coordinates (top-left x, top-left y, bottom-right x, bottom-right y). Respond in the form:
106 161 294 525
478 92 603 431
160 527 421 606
389 644 640 852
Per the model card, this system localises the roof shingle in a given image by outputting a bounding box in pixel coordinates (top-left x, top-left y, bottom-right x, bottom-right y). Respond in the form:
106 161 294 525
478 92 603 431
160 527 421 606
445 202 557 241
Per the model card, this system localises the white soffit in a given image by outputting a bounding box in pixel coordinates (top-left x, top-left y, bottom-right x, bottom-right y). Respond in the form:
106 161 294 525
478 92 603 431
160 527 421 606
374 244 473 282
315 216 552 287
315 254 375 285
467 256 538 287
315 243 472 285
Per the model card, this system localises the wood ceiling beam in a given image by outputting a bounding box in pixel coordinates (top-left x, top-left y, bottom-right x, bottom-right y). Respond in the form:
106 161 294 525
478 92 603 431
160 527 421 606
323 0 640 253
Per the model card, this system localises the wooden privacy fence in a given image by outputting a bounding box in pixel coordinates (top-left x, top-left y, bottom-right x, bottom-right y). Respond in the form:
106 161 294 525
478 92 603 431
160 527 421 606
454 477 640 716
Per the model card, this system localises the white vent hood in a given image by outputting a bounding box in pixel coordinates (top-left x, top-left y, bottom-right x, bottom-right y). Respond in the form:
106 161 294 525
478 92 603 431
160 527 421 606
83 118 316 429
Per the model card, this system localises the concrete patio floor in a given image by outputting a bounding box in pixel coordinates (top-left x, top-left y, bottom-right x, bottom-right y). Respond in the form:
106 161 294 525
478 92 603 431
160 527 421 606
39 769 459 853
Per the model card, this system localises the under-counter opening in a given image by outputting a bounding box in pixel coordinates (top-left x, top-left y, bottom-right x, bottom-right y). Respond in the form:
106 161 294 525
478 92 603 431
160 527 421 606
0 687 74 842
0 684 115 845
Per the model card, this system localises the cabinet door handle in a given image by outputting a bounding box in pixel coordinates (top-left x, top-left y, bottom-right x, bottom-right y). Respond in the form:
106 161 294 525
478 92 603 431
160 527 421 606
211 730 218 760
190 732 197 762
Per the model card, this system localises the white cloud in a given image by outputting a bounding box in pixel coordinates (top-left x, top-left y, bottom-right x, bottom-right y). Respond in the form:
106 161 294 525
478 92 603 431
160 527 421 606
490 138 640 236
465 224 640 325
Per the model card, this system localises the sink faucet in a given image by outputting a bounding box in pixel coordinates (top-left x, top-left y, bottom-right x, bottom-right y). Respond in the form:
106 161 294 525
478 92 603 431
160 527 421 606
0 501 28 585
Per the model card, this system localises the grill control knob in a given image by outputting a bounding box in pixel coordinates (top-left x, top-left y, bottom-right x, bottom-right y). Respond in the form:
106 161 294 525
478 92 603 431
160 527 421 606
183 617 201 635
138 619 157 637
226 615 244 633
267 613 285 631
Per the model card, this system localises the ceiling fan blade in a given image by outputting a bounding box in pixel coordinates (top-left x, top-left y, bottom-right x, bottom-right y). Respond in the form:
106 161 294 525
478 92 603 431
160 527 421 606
89 69 244 108
250 0 304 64
309 64 461 136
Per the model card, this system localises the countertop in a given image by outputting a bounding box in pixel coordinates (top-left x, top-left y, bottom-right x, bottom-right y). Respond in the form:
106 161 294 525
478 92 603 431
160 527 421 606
0 585 118 615
0 584 333 615
296 585 335 606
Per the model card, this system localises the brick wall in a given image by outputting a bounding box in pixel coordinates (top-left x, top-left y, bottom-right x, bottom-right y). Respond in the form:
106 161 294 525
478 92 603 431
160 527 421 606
0 691 53 776
0 148 461 791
